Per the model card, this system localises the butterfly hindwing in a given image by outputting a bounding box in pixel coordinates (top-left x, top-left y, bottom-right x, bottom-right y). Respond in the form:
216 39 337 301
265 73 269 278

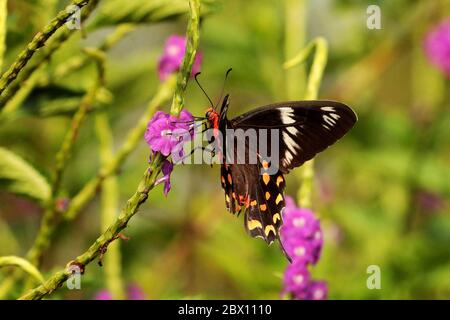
220 164 237 213
245 166 286 244
220 160 286 244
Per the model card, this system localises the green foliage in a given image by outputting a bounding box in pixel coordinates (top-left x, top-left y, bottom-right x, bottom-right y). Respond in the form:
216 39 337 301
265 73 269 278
88 0 218 29
1 0 450 300
0 147 50 204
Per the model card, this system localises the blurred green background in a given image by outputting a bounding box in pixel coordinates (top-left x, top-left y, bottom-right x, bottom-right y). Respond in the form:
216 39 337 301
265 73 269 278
0 0 449 299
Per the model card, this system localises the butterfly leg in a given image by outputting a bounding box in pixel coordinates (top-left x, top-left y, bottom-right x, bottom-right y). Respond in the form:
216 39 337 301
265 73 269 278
175 145 215 164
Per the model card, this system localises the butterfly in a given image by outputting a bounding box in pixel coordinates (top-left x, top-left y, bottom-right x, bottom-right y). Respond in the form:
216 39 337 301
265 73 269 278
195 71 357 255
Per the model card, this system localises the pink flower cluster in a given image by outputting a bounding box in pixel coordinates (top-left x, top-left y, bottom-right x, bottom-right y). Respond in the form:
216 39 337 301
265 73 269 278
280 196 327 300
144 110 194 157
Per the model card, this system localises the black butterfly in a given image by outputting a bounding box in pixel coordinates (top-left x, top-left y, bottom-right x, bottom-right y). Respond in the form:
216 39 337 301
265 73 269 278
196 72 357 253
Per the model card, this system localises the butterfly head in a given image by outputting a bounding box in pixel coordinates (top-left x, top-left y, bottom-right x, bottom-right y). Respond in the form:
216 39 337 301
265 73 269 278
205 107 219 130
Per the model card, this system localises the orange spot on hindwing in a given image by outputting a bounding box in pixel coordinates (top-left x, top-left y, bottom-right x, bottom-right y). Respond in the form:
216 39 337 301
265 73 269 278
263 173 270 185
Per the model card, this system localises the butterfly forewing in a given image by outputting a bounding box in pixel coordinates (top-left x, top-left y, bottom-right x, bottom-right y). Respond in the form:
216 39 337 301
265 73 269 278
230 100 357 173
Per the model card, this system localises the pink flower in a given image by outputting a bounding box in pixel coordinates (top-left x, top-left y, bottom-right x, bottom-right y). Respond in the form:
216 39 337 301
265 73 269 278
144 110 194 157
282 237 318 265
280 197 323 259
94 289 113 300
156 159 174 196
282 207 321 239
282 261 329 300
126 283 145 300
158 35 202 81
283 262 311 295
280 195 327 300
424 19 450 76
94 283 145 300
307 281 328 300
415 189 445 214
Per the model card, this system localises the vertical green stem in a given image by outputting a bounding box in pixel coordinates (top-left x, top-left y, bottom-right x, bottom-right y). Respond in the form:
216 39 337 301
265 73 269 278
284 0 306 100
95 111 125 300
0 0 6 70
170 0 200 115
284 37 329 208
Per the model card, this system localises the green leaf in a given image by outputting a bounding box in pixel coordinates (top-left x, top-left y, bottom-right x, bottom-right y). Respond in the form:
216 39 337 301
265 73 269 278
87 0 219 29
0 147 50 204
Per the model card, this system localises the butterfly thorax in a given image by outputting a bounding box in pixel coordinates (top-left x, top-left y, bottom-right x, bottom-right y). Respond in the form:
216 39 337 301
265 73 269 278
205 107 220 139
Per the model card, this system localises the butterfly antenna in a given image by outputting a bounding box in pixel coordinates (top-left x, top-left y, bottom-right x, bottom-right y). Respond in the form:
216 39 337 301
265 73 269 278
215 68 232 110
194 72 214 108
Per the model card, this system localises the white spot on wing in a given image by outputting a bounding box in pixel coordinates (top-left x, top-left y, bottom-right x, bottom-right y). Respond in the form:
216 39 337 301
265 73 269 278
330 113 341 120
286 126 298 136
284 149 294 165
321 106 335 112
279 107 296 125
322 114 336 127
283 132 299 154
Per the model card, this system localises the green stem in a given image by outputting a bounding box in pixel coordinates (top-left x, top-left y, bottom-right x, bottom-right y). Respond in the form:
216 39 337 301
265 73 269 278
284 0 306 100
0 0 94 98
19 0 201 300
170 0 200 115
0 65 46 121
95 111 125 300
0 0 7 70
284 37 328 208
0 256 44 285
